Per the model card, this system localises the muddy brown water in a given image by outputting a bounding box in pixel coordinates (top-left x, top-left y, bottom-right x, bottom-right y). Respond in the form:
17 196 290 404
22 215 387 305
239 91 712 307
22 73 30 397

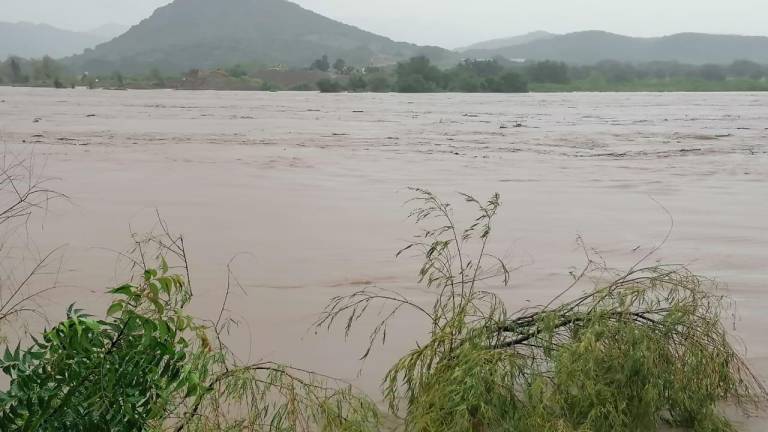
0 88 766 428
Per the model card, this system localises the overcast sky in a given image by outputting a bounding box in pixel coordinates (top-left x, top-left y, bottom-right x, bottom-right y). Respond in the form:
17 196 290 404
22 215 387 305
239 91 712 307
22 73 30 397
2 0 767 48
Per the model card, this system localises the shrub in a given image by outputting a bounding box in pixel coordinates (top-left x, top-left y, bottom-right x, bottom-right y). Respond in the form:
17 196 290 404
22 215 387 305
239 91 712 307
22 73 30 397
484 71 528 93
319 189 766 432
396 56 443 92
0 232 379 431
316 78 345 93
397 75 436 93
367 76 391 92
259 80 282 91
347 74 368 92
526 60 570 84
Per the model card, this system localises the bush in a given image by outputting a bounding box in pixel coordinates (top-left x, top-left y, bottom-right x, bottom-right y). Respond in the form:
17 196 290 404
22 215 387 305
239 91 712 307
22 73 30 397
259 81 282 91
396 56 443 92
0 233 379 431
397 75 437 93
700 64 727 81
319 189 767 432
484 71 528 93
347 74 367 92
310 54 330 72
367 76 391 92
449 73 483 92
526 60 570 84
316 78 345 93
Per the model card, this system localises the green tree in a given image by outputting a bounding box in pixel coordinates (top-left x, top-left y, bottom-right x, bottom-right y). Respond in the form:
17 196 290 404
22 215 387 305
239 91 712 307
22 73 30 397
367 76 391 92
111 71 125 87
311 54 330 72
333 58 347 74
594 60 636 83
41 56 56 79
699 64 726 81
347 74 367 92
148 68 166 87
9 58 22 83
729 60 764 79
396 56 443 92
0 231 380 431
319 189 767 432
526 60 570 84
457 59 504 78
484 71 528 93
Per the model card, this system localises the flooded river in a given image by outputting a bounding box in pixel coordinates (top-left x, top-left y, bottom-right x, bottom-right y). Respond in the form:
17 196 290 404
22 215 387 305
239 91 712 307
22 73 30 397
0 88 766 426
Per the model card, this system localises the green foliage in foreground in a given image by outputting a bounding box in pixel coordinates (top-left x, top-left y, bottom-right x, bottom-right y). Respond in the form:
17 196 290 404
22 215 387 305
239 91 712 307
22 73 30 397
0 265 192 430
320 189 767 432
0 187 765 431
0 236 378 432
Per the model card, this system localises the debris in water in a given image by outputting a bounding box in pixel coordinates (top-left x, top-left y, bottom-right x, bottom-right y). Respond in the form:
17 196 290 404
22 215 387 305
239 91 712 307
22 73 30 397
33 117 42 123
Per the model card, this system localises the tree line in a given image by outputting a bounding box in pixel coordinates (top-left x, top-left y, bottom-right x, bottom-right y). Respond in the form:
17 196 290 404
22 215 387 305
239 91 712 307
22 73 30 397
310 55 768 93
3 54 768 92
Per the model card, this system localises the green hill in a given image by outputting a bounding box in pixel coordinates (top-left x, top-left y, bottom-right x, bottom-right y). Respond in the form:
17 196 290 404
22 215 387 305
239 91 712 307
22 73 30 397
464 31 768 64
66 0 457 74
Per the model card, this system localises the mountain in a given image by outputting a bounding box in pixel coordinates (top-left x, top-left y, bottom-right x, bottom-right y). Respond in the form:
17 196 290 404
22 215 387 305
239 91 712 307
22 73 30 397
66 0 458 74
457 31 557 52
87 23 131 39
0 22 106 59
463 31 768 64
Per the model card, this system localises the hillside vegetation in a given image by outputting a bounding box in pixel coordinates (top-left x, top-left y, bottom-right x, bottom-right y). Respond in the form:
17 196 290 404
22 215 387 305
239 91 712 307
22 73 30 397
65 0 458 74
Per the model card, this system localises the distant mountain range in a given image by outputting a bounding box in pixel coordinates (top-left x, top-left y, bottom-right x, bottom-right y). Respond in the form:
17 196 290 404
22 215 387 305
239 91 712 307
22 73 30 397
0 22 106 59
4 2 768 75
456 31 557 52
65 0 458 74
463 31 768 65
